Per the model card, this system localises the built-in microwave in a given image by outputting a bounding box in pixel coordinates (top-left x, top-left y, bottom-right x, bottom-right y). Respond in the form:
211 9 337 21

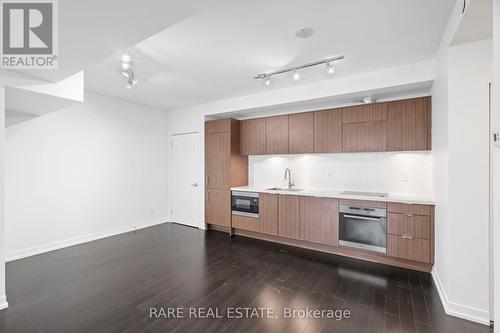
339 205 387 253
231 191 259 218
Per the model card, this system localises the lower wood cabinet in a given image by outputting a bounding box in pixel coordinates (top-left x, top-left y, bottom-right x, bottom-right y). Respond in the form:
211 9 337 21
278 195 300 239
299 197 339 246
387 235 431 263
206 189 231 228
258 193 278 235
232 214 257 232
388 213 431 239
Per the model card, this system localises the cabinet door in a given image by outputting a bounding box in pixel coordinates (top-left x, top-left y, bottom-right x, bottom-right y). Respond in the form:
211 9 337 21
299 196 317 242
404 97 431 150
314 109 342 153
205 132 230 189
240 118 266 156
289 112 314 154
266 115 289 154
342 121 386 152
316 198 339 246
205 119 231 134
387 235 431 263
258 193 278 235
278 195 300 239
342 103 387 124
387 97 431 151
299 197 339 246
206 189 231 227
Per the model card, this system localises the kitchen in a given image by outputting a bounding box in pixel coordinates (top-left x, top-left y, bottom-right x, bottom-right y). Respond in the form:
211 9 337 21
205 97 435 272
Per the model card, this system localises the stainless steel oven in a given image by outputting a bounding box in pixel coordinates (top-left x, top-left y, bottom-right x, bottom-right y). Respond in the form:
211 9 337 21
339 205 387 253
231 191 259 218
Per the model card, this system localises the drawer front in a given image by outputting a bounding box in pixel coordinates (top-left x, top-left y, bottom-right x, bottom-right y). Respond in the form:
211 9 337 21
387 213 431 239
232 214 258 232
387 202 432 216
339 199 386 209
387 235 431 263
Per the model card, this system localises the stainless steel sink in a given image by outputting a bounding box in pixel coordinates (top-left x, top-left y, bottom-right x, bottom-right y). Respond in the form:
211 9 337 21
266 187 302 192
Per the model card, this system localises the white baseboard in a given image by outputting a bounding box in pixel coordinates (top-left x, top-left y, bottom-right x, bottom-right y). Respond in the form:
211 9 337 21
0 295 8 310
5 218 169 262
431 269 491 326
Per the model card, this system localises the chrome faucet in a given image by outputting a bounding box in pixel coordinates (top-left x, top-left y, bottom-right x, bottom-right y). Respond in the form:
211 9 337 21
284 168 294 189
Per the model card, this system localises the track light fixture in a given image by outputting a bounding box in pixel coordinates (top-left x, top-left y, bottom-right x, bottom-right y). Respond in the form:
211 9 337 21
120 54 138 89
255 55 344 86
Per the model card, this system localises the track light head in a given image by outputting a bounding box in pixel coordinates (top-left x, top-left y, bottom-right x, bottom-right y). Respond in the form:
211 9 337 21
293 70 300 81
327 62 335 75
264 76 271 86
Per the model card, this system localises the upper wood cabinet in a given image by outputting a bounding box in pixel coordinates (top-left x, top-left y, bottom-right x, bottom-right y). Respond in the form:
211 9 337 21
258 193 278 235
240 118 266 156
314 108 343 153
266 115 289 154
342 103 387 124
387 97 431 151
236 97 431 155
343 121 387 152
289 112 314 154
299 196 339 246
205 118 231 134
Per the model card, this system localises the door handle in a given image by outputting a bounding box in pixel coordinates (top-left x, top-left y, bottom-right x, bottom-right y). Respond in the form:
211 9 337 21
402 235 414 240
192 183 198 187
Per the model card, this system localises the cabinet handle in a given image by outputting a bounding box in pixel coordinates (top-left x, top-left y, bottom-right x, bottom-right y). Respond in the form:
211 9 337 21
402 235 414 240
405 214 414 217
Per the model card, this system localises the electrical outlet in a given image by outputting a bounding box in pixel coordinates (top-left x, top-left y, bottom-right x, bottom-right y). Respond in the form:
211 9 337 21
402 173 409 182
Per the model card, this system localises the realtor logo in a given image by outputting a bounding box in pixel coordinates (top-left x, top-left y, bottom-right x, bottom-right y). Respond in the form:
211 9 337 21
1 0 58 69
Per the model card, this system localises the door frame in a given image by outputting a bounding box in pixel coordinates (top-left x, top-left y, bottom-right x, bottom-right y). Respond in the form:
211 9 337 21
170 131 200 228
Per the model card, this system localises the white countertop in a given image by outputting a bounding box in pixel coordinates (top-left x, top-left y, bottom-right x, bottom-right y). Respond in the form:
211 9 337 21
230 186 435 205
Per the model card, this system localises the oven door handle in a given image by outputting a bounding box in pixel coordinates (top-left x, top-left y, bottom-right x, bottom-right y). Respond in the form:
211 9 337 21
343 214 380 221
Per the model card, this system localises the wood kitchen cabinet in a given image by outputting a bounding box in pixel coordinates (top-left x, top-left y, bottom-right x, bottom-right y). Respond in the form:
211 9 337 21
278 195 300 239
289 112 314 154
342 121 387 152
299 196 339 246
342 103 387 124
265 115 289 154
387 202 434 264
205 119 248 229
387 97 431 151
258 193 278 235
314 108 343 153
205 131 230 189
240 118 266 156
206 189 231 228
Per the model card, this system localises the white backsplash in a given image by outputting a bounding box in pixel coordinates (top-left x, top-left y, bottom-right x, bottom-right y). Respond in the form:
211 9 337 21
248 152 432 197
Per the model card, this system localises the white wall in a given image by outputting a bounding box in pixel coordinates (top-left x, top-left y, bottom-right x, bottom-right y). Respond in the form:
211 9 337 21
5 92 170 260
248 152 431 197
431 38 493 325
0 87 7 309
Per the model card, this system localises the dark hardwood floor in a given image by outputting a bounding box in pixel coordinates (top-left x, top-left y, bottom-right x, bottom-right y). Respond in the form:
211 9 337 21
0 223 492 333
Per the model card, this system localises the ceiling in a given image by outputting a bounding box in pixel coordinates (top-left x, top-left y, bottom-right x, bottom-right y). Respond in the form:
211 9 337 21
85 0 456 111
15 0 212 82
451 0 492 46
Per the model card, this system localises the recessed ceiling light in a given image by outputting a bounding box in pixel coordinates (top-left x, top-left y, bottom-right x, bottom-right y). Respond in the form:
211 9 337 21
293 70 300 81
295 27 314 39
121 54 131 63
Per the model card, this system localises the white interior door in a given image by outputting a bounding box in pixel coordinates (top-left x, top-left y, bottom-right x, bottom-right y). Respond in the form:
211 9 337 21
171 132 199 228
